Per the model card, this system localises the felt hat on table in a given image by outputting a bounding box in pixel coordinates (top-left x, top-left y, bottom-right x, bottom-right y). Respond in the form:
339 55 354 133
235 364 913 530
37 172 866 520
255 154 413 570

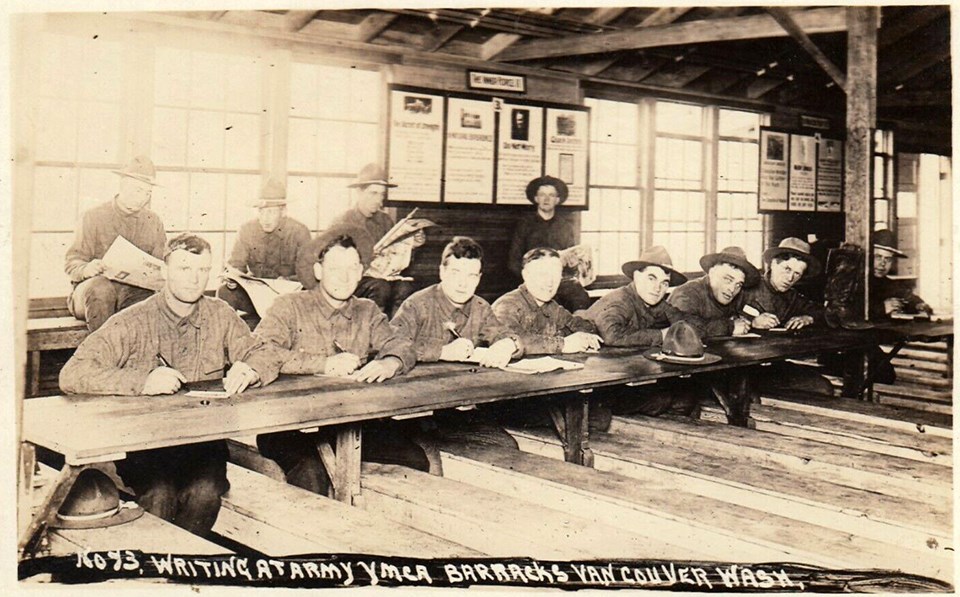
621 245 687 287
643 320 721 365
51 468 143 530
762 237 822 277
700 246 761 288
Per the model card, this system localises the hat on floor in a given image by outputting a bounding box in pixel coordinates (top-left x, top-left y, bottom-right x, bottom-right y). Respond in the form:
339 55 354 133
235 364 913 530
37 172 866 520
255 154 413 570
762 237 822 277
51 468 143 530
348 163 397 188
872 229 907 258
643 321 721 365
621 245 687 287
700 246 761 288
111 155 159 186
525 175 569 204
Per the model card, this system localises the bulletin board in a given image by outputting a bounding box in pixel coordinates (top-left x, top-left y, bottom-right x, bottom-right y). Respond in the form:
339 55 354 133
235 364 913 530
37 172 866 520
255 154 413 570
386 84 590 209
758 126 843 214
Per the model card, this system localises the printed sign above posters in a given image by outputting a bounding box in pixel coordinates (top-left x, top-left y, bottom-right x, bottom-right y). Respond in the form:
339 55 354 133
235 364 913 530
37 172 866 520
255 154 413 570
758 127 844 214
496 103 544 205
387 89 444 203
544 108 589 207
386 84 590 209
788 134 817 212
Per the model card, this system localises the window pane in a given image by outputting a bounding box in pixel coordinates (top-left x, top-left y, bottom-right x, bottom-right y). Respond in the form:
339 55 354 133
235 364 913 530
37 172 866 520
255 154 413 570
225 174 262 231
718 108 760 138
656 101 702 136
188 173 226 231
286 176 320 231
33 167 78 231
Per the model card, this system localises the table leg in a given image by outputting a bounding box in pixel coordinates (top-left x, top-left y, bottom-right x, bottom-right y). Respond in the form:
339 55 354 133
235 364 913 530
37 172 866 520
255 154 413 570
561 391 593 467
18 461 84 559
332 424 362 506
946 336 953 379
27 351 41 398
18 443 36 544
712 370 757 428
841 349 866 399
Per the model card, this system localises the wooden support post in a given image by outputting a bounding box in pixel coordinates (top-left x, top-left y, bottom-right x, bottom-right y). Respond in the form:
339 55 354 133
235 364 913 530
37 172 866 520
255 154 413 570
333 424 362 505
18 443 36 546
27 351 40 398
844 7 879 320
562 391 593 467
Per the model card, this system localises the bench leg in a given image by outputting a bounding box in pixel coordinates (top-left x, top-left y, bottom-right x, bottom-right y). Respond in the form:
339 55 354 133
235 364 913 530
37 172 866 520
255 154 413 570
560 391 593 467
841 349 867 399
332 424 362 506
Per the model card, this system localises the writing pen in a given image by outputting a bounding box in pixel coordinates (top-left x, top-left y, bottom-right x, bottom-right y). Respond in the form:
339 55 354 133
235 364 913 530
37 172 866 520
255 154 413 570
333 340 346 354
443 321 462 339
156 352 172 368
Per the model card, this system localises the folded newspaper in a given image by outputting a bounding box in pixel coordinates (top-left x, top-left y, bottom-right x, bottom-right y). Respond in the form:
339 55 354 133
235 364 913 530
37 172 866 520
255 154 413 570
101 236 165 291
221 266 302 317
559 244 596 287
366 208 435 281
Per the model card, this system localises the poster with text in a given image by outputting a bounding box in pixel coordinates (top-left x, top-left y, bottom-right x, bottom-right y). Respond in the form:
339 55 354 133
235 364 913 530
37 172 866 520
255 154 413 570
758 129 789 211
544 107 589 207
788 134 817 211
496 104 544 205
387 89 444 203
444 97 496 204
816 137 843 212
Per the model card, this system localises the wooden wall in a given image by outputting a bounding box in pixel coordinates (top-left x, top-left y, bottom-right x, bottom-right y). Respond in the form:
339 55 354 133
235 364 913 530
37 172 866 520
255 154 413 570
389 63 582 299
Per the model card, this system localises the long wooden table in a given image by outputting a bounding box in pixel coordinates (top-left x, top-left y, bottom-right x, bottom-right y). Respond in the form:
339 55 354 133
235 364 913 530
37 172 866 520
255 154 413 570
19 326 878 557
859 318 953 401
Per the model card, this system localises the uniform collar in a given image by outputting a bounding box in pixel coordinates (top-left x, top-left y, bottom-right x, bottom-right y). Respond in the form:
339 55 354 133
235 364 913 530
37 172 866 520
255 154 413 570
431 284 474 319
158 291 202 329
519 285 554 314
313 289 356 321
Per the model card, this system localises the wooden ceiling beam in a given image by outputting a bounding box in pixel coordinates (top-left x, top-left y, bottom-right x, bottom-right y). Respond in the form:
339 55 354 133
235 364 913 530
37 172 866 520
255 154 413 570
497 7 850 62
481 33 523 61
356 12 398 43
639 7 693 27
418 23 463 52
880 45 949 86
746 77 787 99
767 7 846 92
879 6 944 49
878 90 950 108
582 7 629 26
283 10 318 33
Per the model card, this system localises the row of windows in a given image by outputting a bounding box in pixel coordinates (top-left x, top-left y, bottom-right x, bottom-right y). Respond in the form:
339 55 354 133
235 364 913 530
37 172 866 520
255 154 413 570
27 30 767 298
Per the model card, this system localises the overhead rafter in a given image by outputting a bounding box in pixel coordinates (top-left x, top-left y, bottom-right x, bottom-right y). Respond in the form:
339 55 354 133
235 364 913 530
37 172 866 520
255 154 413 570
582 7 629 26
639 7 693 27
481 33 523 61
419 23 463 52
878 90 950 108
356 12 398 43
283 10 318 32
767 7 846 92
879 6 944 49
880 45 950 87
497 7 850 62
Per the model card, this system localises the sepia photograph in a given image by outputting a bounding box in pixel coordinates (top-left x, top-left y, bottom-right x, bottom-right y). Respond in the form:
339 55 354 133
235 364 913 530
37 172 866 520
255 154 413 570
6 1 955 593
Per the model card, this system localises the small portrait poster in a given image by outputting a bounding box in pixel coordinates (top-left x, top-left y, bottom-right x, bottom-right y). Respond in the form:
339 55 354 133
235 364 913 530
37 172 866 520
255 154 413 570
758 129 789 211
496 104 544 205
816 137 843 212
544 107 588 207
788 134 817 211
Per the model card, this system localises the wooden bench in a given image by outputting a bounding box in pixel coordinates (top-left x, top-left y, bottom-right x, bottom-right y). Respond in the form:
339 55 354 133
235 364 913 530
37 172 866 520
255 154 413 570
216 463 476 557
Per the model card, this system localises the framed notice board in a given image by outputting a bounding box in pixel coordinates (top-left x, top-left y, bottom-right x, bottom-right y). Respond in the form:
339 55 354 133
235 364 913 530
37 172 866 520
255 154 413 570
758 126 843 214
386 84 590 209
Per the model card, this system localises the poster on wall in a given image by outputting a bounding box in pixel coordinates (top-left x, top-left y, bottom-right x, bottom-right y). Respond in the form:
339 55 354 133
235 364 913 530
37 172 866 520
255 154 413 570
544 107 589 207
444 97 496 204
816 137 843 212
496 103 544 205
788 134 817 211
387 89 444 203
758 129 789 211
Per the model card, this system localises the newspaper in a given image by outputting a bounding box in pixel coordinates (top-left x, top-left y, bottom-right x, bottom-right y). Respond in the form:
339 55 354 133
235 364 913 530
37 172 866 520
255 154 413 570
101 235 165 291
366 208 436 281
559 243 596 287
461 350 585 374
221 266 302 317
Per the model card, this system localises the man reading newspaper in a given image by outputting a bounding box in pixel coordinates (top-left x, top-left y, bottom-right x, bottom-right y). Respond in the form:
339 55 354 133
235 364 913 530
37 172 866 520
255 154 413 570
297 163 432 317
